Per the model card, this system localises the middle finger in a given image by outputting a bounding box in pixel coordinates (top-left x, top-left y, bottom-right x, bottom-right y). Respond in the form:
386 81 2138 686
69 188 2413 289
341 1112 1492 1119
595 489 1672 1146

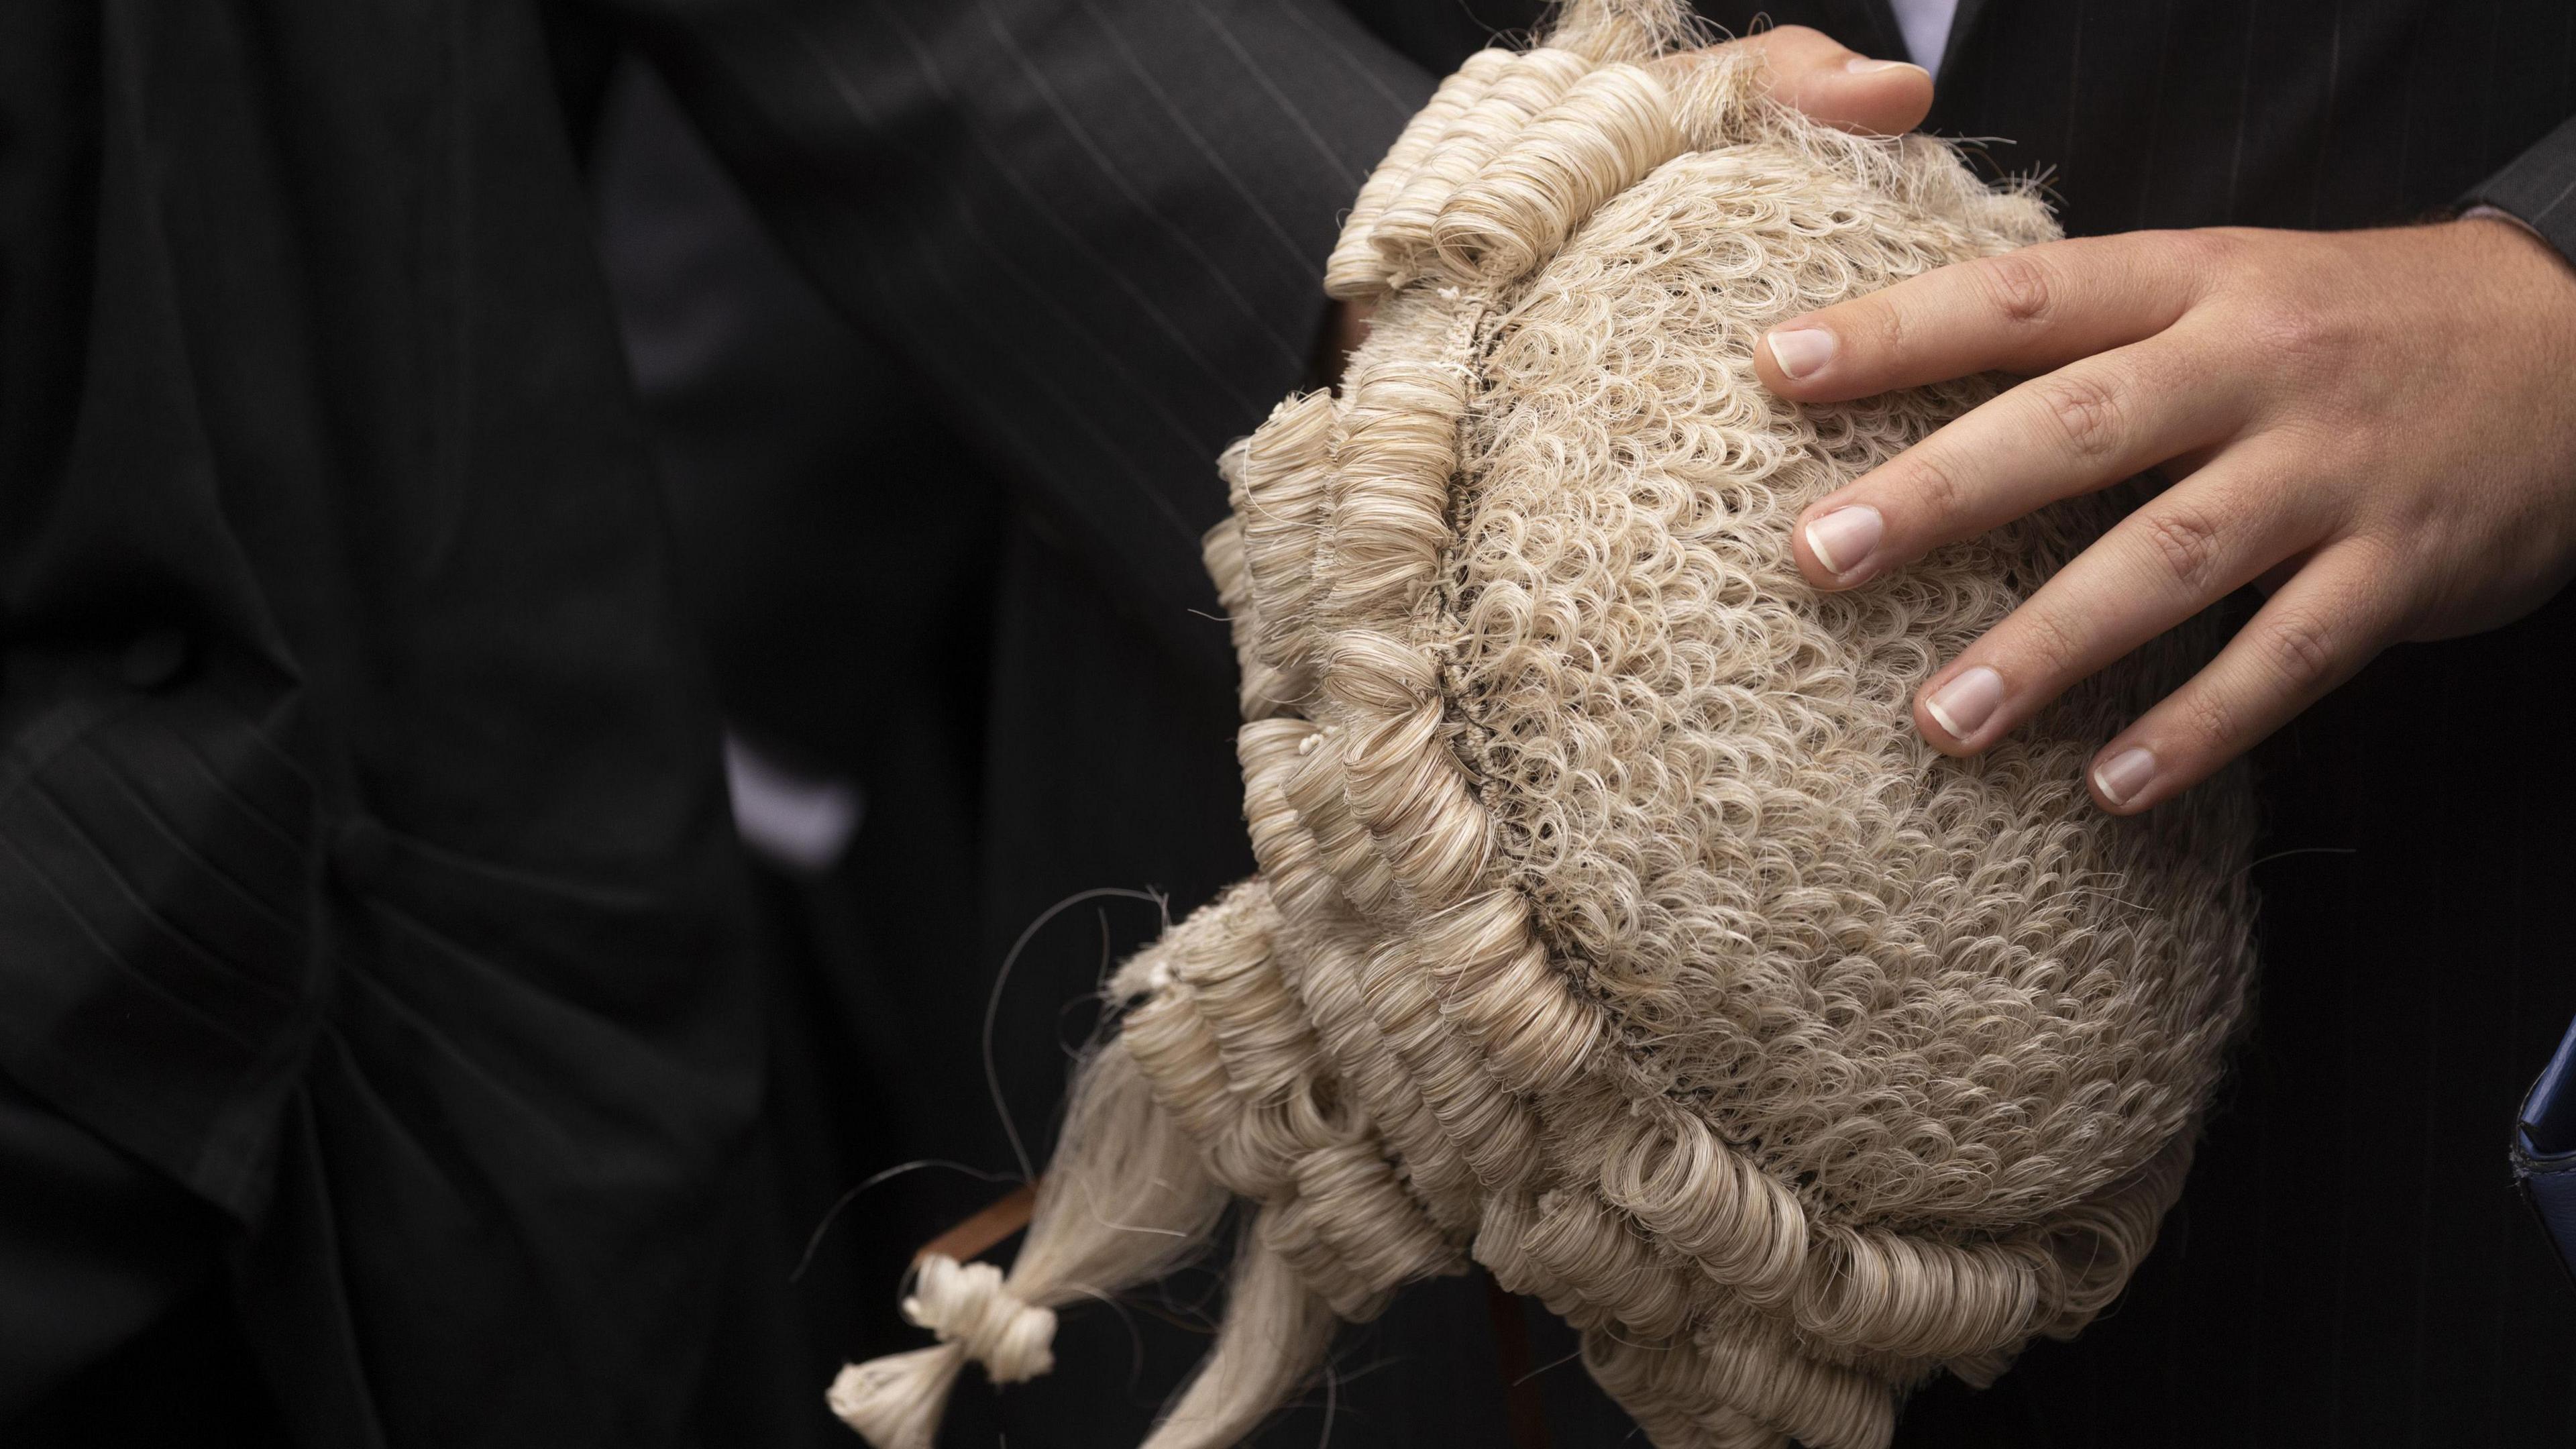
1906 441 2327 754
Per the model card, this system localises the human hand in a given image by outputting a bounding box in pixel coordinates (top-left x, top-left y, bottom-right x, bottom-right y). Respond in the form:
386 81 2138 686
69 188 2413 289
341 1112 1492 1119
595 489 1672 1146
1759 218 2576 812
1320 26 1929 378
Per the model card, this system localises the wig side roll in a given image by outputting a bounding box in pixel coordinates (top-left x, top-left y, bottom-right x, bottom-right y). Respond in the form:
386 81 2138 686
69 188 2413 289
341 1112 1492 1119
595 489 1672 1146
1135 1212 1340 1449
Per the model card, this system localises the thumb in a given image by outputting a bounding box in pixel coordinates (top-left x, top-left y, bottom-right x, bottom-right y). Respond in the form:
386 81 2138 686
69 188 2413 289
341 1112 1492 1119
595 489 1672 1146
1719 25 1933 136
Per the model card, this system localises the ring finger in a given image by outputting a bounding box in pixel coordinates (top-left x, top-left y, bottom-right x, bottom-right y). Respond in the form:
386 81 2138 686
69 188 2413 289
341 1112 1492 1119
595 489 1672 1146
1909 444 2328 754
2084 541 2408 812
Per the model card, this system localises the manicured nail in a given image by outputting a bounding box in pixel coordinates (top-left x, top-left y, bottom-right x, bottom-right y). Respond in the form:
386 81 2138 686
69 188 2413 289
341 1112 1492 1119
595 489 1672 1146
2093 746 2158 806
1923 665 2004 741
1766 327 1835 380
1804 505 1884 576
1845 57 1929 76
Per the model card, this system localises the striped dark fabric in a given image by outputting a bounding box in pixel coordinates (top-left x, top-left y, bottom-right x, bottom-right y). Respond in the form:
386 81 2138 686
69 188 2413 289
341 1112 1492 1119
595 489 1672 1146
2474 114 2576 259
616 0 1436 683
0 669 317 1218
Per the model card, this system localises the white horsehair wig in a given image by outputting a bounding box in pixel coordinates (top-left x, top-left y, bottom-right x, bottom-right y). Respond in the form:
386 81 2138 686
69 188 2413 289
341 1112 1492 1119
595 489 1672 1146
832 5 2259 1445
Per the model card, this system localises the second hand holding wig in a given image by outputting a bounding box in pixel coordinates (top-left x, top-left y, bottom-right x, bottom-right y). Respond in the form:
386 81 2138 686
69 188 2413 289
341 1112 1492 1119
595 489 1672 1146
834 4 2259 1445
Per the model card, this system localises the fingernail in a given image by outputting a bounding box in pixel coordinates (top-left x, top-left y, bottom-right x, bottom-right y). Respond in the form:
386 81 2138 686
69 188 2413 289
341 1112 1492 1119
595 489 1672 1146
1766 327 1835 380
1923 666 2004 741
1803 505 1883 576
1845 57 1930 76
2093 746 2159 806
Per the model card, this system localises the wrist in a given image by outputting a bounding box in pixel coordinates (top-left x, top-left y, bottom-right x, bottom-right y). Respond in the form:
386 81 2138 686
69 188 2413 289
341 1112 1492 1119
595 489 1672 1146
2456 209 2576 290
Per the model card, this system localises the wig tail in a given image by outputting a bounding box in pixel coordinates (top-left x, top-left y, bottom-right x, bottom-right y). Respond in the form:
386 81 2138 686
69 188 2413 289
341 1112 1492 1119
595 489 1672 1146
829 1036 1228 1447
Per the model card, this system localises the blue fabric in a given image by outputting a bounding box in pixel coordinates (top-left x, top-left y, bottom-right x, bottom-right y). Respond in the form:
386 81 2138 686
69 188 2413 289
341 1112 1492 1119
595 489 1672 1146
2514 1014 2576 1287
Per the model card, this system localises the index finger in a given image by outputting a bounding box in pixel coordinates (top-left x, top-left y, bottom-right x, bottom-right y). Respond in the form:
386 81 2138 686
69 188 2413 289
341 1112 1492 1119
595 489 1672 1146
1753 231 2226 402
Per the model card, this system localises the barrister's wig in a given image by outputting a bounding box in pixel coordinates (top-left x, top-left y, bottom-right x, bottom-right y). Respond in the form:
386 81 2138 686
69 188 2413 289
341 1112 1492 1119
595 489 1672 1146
832 5 2258 1446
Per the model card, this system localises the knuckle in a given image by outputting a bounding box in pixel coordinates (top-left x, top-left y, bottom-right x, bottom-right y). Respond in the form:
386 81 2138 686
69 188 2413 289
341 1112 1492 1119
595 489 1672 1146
2233 298 2344 374
1976 251 2057 328
2319 375 2396 441
2330 536 2429 639
2332 528 2406 582
1862 297 1909 362
2258 607 2341 696
2161 228 2242 289
1898 447 1964 521
2177 686 2239 755
2031 368 2126 460
2387 582 2442 642
2011 602 2090 678
2133 502 2228 594
2272 402 2365 460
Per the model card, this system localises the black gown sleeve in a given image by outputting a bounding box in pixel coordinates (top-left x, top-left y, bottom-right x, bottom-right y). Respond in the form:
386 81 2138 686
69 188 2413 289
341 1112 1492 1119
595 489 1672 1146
2465 113 2576 266
598 0 1436 680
